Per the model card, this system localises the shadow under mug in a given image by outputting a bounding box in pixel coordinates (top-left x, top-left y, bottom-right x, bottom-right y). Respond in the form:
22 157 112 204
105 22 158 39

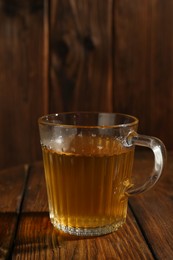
38 112 166 236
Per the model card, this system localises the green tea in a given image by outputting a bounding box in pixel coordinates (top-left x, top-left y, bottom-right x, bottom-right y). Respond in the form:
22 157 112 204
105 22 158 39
42 135 134 235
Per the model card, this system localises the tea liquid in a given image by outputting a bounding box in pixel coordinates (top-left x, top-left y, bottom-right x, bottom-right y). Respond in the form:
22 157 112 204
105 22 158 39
42 135 134 235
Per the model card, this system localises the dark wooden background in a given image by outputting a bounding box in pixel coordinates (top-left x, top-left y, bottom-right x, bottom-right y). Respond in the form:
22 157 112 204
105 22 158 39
0 0 173 170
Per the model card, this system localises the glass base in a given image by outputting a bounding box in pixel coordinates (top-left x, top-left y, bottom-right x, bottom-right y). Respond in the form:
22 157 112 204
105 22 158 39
50 218 125 236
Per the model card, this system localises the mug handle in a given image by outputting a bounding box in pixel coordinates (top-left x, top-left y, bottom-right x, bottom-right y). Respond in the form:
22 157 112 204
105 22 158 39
124 132 167 196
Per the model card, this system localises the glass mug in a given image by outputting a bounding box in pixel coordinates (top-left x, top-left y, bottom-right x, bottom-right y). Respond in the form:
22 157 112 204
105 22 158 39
38 112 166 236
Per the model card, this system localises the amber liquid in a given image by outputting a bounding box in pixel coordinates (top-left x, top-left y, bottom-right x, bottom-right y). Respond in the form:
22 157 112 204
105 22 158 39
42 135 134 236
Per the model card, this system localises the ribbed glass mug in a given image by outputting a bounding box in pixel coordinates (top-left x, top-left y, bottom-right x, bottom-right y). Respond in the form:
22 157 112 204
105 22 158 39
38 112 166 236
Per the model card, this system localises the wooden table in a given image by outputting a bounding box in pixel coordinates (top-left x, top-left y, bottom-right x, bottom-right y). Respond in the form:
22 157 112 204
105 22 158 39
0 151 173 259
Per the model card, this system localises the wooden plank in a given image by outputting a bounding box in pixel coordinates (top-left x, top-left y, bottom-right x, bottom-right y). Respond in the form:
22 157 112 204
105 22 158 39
113 0 150 134
0 214 17 260
130 151 173 259
147 0 173 149
21 161 49 212
13 210 153 259
0 165 29 213
113 0 173 149
0 0 48 170
50 0 113 112
13 161 153 259
0 165 29 259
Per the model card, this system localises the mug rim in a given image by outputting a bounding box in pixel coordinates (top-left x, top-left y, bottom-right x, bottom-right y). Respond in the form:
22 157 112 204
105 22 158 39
38 112 139 129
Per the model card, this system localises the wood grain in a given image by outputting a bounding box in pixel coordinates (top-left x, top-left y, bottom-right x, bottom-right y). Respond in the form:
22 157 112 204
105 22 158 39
0 165 28 212
113 0 149 131
130 151 173 259
50 0 113 112
0 165 29 259
1 0 173 171
22 161 49 212
147 1 173 149
113 0 173 148
50 0 173 148
0 0 48 169
0 214 18 259
12 160 154 259
1 152 173 258
13 211 153 259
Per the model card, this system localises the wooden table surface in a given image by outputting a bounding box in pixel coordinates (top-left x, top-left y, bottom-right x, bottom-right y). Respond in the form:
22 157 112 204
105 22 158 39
0 151 173 259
